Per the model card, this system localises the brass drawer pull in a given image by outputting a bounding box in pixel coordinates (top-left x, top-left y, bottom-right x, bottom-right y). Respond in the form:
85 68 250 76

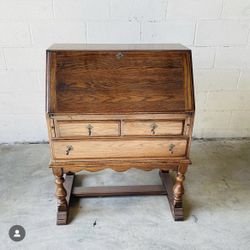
150 123 158 135
87 124 93 136
66 145 73 155
168 144 175 154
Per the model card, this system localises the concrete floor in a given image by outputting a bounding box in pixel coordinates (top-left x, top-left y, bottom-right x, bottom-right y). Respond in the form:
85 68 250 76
0 140 250 250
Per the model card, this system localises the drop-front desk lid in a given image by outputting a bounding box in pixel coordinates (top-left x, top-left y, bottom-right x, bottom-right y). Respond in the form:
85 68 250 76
46 44 195 114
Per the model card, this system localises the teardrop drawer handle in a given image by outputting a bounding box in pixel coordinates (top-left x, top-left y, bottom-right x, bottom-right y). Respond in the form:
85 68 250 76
66 145 73 155
86 124 93 136
150 123 158 135
168 144 175 154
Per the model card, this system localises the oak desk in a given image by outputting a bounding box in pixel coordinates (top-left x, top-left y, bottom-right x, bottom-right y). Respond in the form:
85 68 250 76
46 44 195 225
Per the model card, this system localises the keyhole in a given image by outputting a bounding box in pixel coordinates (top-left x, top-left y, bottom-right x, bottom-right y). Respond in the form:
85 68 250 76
116 52 124 60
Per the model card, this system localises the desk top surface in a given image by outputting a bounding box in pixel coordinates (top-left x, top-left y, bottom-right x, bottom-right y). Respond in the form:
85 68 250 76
47 43 190 51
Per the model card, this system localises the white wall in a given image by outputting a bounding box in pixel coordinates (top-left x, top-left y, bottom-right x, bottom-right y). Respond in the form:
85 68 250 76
0 0 250 142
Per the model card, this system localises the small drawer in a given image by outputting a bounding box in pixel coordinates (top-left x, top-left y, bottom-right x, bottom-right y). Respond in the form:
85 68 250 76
52 138 187 159
55 121 120 137
123 120 183 136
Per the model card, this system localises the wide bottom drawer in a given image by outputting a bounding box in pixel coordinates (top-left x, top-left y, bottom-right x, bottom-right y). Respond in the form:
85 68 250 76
52 138 187 159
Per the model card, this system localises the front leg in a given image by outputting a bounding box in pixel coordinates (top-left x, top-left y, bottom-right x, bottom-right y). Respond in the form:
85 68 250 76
173 172 185 208
172 161 188 220
52 168 68 225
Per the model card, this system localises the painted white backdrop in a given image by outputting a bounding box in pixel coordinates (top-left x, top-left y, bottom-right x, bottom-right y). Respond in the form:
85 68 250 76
0 0 250 142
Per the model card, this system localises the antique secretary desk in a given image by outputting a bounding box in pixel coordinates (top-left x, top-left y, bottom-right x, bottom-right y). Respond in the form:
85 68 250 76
46 44 195 225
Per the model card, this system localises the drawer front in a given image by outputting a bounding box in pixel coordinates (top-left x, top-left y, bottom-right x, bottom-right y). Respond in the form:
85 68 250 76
123 120 183 136
56 121 120 137
52 139 187 159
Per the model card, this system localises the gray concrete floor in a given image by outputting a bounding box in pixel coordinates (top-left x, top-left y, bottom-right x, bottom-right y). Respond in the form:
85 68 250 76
0 140 250 250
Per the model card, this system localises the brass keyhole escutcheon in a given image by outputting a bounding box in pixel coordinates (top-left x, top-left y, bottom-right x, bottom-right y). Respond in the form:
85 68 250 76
150 123 158 135
87 124 93 136
169 144 175 154
116 52 124 60
66 145 73 155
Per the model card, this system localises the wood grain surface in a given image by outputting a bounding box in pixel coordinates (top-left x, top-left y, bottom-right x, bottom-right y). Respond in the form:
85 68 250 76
56 120 120 137
52 138 187 159
123 120 183 136
46 48 194 114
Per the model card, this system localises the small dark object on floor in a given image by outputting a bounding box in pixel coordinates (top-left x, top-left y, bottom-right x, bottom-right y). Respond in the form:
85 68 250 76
192 215 198 223
93 220 97 227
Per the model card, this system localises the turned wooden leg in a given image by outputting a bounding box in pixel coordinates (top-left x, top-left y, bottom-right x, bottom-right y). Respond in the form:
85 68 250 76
52 168 68 225
173 162 188 208
159 161 189 221
172 161 188 220
173 172 185 208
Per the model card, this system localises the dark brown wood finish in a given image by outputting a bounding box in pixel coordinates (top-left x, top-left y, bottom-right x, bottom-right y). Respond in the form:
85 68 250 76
160 170 184 221
46 44 195 225
61 170 186 224
55 52 185 113
46 45 194 114
73 185 167 197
